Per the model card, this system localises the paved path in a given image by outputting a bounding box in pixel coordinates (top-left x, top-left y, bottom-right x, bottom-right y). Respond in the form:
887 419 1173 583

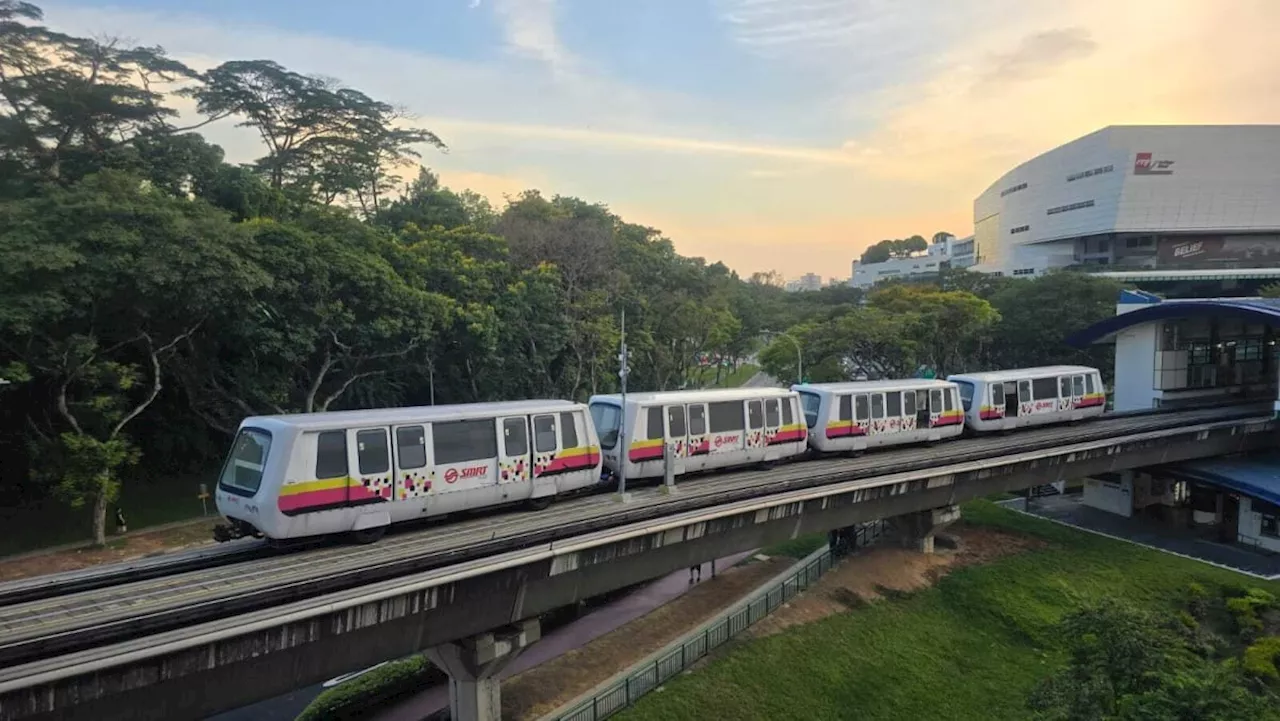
741 371 780 388
373 549 757 721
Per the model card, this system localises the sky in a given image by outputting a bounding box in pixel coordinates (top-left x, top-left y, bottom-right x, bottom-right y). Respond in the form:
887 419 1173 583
37 0 1280 280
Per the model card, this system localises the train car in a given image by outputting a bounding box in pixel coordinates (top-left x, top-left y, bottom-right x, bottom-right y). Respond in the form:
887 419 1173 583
792 379 965 454
213 400 603 543
588 387 808 482
947 365 1106 433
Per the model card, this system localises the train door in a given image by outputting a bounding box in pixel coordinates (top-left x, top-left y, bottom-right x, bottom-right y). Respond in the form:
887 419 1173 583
763 397 782 456
353 427 393 504
392 424 429 503
497 415 532 488
665 404 688 474
854 394 870 440
1071 373 1086 408
869 393 886 435
928 388 943 427
746 398 765 450
686 402 709 467
531 413 565 483
1002 382 1020 418
430 418 501 505
1018 380 1033 422
901 390 917 431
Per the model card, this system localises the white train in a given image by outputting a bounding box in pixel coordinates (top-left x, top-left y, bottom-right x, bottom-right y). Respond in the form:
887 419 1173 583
214 400 603 544
214 365 1106 543
792 379 966 454
587 388 809 482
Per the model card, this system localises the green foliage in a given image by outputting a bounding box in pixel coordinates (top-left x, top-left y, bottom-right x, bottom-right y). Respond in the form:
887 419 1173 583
859 234 928 264
294 655 438 721
762 532 828 559
1243 636 1280 681
613 502 1280 721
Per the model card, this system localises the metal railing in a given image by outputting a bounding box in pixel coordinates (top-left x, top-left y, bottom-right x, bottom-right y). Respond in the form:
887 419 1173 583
543 521 888 721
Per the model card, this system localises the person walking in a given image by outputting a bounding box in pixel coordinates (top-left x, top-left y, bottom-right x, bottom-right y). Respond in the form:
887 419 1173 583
688 563 702 584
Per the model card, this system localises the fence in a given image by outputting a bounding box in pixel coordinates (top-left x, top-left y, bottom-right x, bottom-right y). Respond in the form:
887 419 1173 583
541 520 888 721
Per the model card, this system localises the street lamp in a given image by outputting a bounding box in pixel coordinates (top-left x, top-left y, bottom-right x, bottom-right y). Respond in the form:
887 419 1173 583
764 331 803 383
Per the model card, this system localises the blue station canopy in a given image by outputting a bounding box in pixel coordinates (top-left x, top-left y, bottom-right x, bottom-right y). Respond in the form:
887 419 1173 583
1066 297 1280 348
1154 452 1280 506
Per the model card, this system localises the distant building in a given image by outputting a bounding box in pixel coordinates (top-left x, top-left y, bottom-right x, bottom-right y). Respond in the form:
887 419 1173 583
850 234 954 289
972 125 1280 280
786 273 824 292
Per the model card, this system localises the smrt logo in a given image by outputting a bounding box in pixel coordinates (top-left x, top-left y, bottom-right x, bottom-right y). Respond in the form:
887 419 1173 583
1134 152 1174 175
443 465 487 483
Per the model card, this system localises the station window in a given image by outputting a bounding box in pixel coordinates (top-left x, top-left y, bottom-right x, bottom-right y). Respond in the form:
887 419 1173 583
434 419 498 465
1257 500 1280 538
559 412 580 448
589 403 621 449
396 426 427 470
316 430 348 479
708 401 744 433
689 404 707 435
356 429 390 475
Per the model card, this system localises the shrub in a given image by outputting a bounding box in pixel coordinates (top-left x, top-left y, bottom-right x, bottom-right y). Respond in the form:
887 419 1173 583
295 655 438 721
1243 637 1280 682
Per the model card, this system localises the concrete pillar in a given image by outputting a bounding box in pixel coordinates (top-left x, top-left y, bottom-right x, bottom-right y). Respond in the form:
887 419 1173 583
890 505 961 554
423 619 540 721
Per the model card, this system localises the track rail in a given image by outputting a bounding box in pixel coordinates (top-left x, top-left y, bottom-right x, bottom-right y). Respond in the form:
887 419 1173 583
0 403 1269 668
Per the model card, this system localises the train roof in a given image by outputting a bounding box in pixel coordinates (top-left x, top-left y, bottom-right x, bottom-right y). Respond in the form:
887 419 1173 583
589 387 794 406
947 366 1099 383
792 379 956 394
241 399 582 431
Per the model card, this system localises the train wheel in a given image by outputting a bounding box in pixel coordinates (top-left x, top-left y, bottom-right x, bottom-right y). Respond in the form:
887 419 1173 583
526 495 553 511
350 525 387 544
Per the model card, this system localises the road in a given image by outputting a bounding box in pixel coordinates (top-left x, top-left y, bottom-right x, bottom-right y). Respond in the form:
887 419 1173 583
741 371 781 388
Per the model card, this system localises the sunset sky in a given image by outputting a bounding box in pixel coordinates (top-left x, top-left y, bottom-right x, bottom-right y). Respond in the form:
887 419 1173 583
42 0 1280 280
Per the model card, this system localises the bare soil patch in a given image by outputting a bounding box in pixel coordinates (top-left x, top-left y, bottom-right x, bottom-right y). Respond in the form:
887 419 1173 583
747 525 1047 639
504 555 795 721
0 520 220 582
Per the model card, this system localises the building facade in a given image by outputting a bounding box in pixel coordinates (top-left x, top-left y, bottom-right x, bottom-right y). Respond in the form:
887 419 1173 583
972 125 1280 277
850 234 954 289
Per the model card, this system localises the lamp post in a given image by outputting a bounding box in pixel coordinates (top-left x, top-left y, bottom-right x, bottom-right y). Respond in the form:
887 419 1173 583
616 309 632 503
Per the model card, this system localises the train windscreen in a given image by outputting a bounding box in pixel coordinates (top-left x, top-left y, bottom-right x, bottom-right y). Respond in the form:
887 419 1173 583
218 427 272 495
590 402 622 448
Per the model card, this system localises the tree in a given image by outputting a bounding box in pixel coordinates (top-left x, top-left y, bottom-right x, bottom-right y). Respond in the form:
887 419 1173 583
867 285 999 375
859 235 929 264
0 2 203 187
0 171 268 544
986 272 1121 377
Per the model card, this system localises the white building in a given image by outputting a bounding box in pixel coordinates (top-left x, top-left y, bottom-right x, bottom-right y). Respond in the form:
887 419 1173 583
785 273 823 292
972 125 1280 278
850 234 954 289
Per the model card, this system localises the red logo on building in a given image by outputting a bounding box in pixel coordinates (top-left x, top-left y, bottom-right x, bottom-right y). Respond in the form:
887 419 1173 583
1134 152 1174 175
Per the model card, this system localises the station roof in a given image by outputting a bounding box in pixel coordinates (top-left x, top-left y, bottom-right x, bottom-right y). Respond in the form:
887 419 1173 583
1065 296 1280 347
1154 452 1280 506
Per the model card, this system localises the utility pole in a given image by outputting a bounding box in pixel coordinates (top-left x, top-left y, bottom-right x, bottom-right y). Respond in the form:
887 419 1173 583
616 309 632 502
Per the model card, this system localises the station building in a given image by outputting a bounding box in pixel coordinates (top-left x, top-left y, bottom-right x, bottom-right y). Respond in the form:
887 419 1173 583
1062 290 1280 556
971 125 1280 280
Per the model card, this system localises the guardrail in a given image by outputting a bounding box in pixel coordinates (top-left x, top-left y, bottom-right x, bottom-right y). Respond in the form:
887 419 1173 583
544 521 888 721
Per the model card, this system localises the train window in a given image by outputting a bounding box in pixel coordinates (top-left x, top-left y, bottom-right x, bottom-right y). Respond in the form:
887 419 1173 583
838 395 852 422
944 389 956 412
316 431 348 479
667 406 687 437
503 418 529 457
929 389 942 413
903 391 916 416
765 399 780 427
689 405 707 435
1059 377 1071 398
1018 382 1031 403
534 414 558 452
709 401 744 432
799 392 821 428
871 394 885 419
781 398 795 426
357 429 390 475
1031 377 1057 400
747 400 763 429
559 412 580 448
433 419 498 465
219 428 272 494
396 426 427 470
590 403 621 449
1085 374 1097 394
855 395 869 421
1072 376 1086 397
645 406 664 440
886 392 901 417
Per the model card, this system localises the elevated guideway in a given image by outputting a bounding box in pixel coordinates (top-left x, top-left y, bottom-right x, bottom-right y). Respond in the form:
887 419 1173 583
0 404 1274 721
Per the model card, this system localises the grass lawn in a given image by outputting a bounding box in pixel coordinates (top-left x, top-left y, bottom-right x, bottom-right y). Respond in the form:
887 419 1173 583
613 500 1280 721
690 363 761 389
0 474 213 556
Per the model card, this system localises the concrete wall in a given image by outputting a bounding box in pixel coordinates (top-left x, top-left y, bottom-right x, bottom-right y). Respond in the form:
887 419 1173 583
1237 496 1280 552
1083 474 1134 516
1113 322 1159 411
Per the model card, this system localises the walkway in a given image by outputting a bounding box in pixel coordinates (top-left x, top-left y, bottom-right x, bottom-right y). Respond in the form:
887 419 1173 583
1001 494 1280 580
373 549 757 721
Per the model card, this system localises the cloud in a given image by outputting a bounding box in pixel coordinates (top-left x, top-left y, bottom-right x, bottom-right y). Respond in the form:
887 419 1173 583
489 0 573 76
972 27 1097 92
